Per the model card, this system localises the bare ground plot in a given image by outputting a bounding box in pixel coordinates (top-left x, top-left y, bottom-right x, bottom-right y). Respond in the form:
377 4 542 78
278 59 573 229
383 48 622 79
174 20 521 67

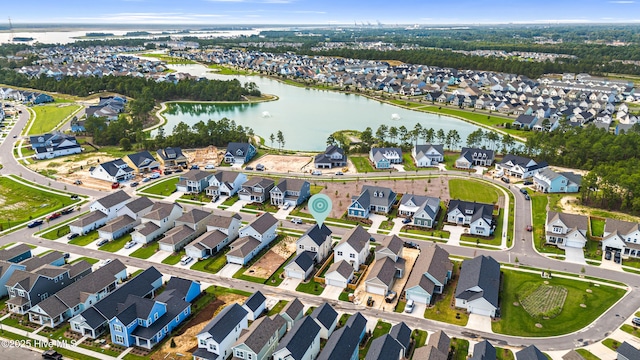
301 178 451 219
185 146 222 166
247 236 296 278
27 153 121 191
249 154 314 173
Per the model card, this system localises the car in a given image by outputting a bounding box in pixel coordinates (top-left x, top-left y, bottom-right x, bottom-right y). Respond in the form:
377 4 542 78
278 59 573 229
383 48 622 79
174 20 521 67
211 195 220 203
130 182 139 187
402 217 412 224
63 253 70 259
312 170 322 176
520 188 528 195
405 299 415 313
605 251 612 260
27 219 44 228
142 177 150 183
205 164 216 170
384 290 397 303
67 233 79 240
283 203 291 210
61 208 74 215
164 170 173 175
74 179 83 185
524 194 530 201
12 135 17 138
174 168 183 173
70 194 79 200
150 172 160 179
335 171 344 176
291 218 303 224
42 350 63 360
256 164 265 171
614 252 622 264
124 241 136 249
111 182 120 189
523 180 533 185
98 259 113 267
501 177 510 184
190 165 200 170
96 238 109 247
245 166 254 171
526 225 533 232
403 241 419 249
633 317 640 326
180 256 193 266
46 212 62 220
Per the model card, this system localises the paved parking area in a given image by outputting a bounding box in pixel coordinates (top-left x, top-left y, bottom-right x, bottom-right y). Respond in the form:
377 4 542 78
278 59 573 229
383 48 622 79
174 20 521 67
115 242 140 256
466 313 493 333
321 285 344 300
368 214 387 233
278 277 302 291
564 247 586 264
219 263 242 278
146 249 172 263
443 225 466 246
404 302 427 318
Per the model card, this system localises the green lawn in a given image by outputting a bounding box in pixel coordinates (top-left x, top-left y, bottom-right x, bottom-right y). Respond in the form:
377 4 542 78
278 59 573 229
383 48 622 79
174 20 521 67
208 64 253 75
591 218 606 237
450 338 470 360
602 338 622 351
222 194 240 207
351 156 377 173
129 242 159 259
139 177 179 196
0 177 79 229
296 279 324 295
575 349 601 360
40 224 71 240
621 324 640 338
99 234 132 252
29 104 81 135
190 249 229 274
448 178 500 204
419 105 527 139
71 257 99 265
412 329 428 348
492 270 626 336
530 193 565 254
402 153 417 171
360 320 392 359
424 262 468 326
162 251 185 265
267 300 289 316
68 230 99 246
496 347 515 360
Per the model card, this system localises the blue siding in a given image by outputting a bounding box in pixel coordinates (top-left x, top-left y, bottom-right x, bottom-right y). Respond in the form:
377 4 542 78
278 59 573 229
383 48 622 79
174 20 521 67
185 282 201 303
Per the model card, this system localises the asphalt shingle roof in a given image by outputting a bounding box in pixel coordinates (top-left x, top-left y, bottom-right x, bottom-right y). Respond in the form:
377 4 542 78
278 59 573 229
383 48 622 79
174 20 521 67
455 255 501 308
274 316 320 360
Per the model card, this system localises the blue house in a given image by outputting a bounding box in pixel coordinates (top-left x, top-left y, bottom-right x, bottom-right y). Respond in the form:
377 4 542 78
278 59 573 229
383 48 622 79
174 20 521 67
0 260 26 297
0 244 32 263
108 277 200 349
31 93 54 104
224 142 256 165
369 147 402 169
348 186 397 219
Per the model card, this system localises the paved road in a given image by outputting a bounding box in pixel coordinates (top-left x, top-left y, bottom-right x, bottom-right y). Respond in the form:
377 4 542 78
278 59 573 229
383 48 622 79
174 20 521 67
1 104 639 352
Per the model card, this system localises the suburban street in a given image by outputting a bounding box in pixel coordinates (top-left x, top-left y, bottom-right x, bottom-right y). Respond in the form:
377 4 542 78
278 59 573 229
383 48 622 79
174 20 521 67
1 103 639 353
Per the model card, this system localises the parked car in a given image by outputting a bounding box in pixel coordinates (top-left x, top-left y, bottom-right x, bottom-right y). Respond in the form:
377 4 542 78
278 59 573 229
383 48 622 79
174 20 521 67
384 291 397 303
70 194 79 200
291 218 303 224
67 233 79 240
205 164 216 170
174 168 183 173
256 164 265 171
190 165 200 170
130 182 139 187
124 241 136 249
42 350 63 360
523 180 533 185
111 182 120 189
614 252 622 264
74 180 82 185
180 256 193 266
402 217 412 224
98 259 112 267
605 251 612 260
27 219 44 228
96 238 109 247
335 171 344 176
61 208 74 215
526 225 533 232
46 212 62 220
524 194 530 201
211 195 220 203
312 170 322 176
142 177 150 183
283 203 291 210
633 317 640 326
501 177 510 184
150 172 160 179
63 253 70 259
164 170 173 175
245 166 254 171
405 299 415 313
520 188 528 195
403 241 419 249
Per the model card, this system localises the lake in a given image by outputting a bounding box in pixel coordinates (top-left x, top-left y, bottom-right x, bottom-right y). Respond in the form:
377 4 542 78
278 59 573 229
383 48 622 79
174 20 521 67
160 63 484 151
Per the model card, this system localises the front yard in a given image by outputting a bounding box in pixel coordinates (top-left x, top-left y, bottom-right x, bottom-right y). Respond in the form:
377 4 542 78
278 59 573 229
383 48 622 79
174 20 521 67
449 178 500 204
138 177 179 197
129 242 159 259
190 249 230 274
423 262 469 326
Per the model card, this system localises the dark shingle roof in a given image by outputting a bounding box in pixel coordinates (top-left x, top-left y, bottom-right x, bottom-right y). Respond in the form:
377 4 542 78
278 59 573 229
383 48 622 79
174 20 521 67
365 257 396 288
405 244 451 293
246 212 278 234
122 197 154 214
562 350 585 360
125 151 157 168
207 213 242 229
376 235 403 256
289 251 315 272
427 330 450 353
364 334 403 360
96 190 131 209
274 316 320 360
181 169 212 182
455 255 500 308
199 303 248 342
516 345 547 360
0 243 31 262
338 225 371 253
20 251 64 271
471 340 496 360
448 200 494 224
310 303 338 331
176 209 211 225
244 291 266 312
235 314 286 353
301 224 332 246
389 322 411 351
326 260 353 280
281 298 304 321
617 341 640 360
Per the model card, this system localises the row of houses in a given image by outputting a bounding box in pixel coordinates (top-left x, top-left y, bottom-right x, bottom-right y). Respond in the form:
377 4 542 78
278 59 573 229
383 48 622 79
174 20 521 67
0 87 54 104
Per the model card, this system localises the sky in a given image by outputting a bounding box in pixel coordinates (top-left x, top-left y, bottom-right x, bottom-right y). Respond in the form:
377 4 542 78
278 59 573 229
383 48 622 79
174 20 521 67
4 0 640 25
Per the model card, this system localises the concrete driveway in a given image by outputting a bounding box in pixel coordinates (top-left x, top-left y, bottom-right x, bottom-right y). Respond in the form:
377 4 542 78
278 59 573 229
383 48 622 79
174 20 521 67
443 225 466 246
146 249 172 263
218 263 242 278
368 214 387 233
274 206 294 220
226 199 250 213
405 302 427 318
466 313 493 333
115 242 140 256
321 285 344 300
278 277 302 291
564 247 586 264
388 218 406 235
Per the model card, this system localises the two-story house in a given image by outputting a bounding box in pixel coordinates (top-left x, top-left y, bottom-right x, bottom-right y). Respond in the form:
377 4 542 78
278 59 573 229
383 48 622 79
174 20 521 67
310 303 338 340
231 314 287 360
270 178 311 207
123 151 160 174
175 170 213 194
317 310 367 360
243 291 267 321
412 330 450 360
185 213 242 260
601 218 640 258
398 194 440 228
89 159 135 183
447 200 494 236
455 255 500 317
348 186 397 219
29 133 82 160
159 208 212 252
404 244 452 305
205 170 247 198
545 211 589 249
238 177 275 203
0 260 27 298
279 298 304 331
412 144 445 167
0 243 33 264
496 155 548 179
284 223 333 279
193 303 249 360
314 145 347 169
273 316 321 360
224 142 256 165
533 168 582 193
227 212 279 265
333 225 371 271
98 197 155 241
455 148 495 169
69 190 132 235
156 147 188 169
369 147 403 169
131 202 183 244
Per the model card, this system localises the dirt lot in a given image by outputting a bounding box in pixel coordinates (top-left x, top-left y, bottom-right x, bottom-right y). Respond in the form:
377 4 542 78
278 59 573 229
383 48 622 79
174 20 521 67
249 154 314 173
185 146 222 166
247 236 296 278
299 177 451 219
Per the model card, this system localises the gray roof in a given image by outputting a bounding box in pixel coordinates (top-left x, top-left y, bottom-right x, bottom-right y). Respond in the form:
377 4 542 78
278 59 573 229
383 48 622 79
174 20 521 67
101 215 135 233
400 194 440 219
326 260 354 280
459 147 494 162
192 230 228 250
273 178 309 193
562 350 585 360
181 169 211 182
376 235 403 256
516 345 547 360
345 312 367 331
514 114 537 125
412 345 448 360
310 302 338 331
144 202 181 221
499 154 547 171
414 144 444 158
235 314 286 353
96 190 131 209
618 342 640 360
199 303 248 342
70 211 107 228
427 330 450 354
122 197 154 214
159 224 195 245
246 212 278 234
471 340 496 360
365 257 397 288
21 251 64 271
0 243 31 262
352 185 396 210
125 151 157 168
547 211 589 232
96 159 134 178
289 251 315 272
448 200 494 224
274 316 321 360
281 298 304 321
365 334 404 360
226 142 254 156
605 218 640 236
207 213 242 229
338 225 371 253
317 318 364 360
176 208 211 225
228 236 261 258
455 255 500 308
389 322 411 350
301 224 332 246
370 147 402 162
242 176 275 190
157 147 185 161
405 244 451 293
244 291 266 312
560 171 583 186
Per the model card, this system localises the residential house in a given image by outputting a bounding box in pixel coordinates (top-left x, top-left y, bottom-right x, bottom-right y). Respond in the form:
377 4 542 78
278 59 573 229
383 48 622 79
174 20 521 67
270 178 311 207
375 235 404 263
455 255 500 317
123 151 160 174
405 244 452 305
412 330 450 360
471 340 496 360
562 350 586 360
324 260 354 288
273 316 321 360
175 170 213 194
364 257 403 296
108 277 200 349
69 267 163 339
0 244 32 263
89 159 135 183
131 202 183 244
317 311 367 360
513 114 539 130
456 148 495 168
279 298 304 331
496 155 548 179
533 169 582 193
601 218 640 258
398 194 440 228
310 302 338 340
314 145 347 169
224 142 256 165
347 185 397 218
231 314 287 360
29 133 82 160
545 211 589 249
156 147 188 169
617 341 640 360
295 224 333 263
333 225 371 270
238 177 275 204
98 197 154 241
365 334 404 360
369 147 403 169
284 251 316 280
243 291 267 321
185 213 242 260
27 260 127 327
0 260 27 297
193 304 249 360
69 190 131 236
412 144 445 167
159 209 212 252
388 322 412 358
205 170 247 198
516 345 547 360
447 200 494 236
226 212 278 265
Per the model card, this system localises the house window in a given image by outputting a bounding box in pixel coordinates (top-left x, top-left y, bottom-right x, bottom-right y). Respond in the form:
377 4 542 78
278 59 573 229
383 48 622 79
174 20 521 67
350 253 355 258
311 247 316 252
299 245 305 250
154 313 159 321
248 354 253 360
17 290 24 297
115 335 124 343
235 350 244 358
113 324 123 332
73 324 80 331
200 339 207 346
184 309 189 316
138 319 144 326
164 325 169 333
337 251 343 256
175 315 180 323
552 226 563 234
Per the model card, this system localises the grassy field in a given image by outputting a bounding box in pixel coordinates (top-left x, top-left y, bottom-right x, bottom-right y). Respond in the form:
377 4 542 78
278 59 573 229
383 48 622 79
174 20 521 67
267 300 288 316
590 217 606 237
496 347 515 360
71 257 99 265
602 338 622 351
142 53 196 64
360 320 392 359
68 230 99 246
448 178 500 203
29 104 81 135
0 177 79 229
530 193 565 254
450 338 470 360
621 324 640 338
519 284 568 318
40 224 71 240
162 251 184 265
139 177 179 196
350 156 378 173
492 270 626 336
296 279 324 295
129 242 159 259
208 64 253 75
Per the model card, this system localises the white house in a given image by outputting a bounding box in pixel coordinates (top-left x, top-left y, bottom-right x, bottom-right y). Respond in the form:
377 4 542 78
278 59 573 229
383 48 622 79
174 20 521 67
601 218 640 258
273 316 321 360
131 202 183 244
226 213 278 265
495 155 548 179
185 213 242 259
205 170 247 197
295 224 333 263
412 144 444 167
193 304 249 360
32 135 82 160
404 244 452 305
545 211 589 249
158 209 211 252
69 191 131 235
243 291 267 322
324 260 354 288
446 200 494 236
284 251 316 280
89 159 134 183
97 197 154 241
455 255 500 317
398 194 440 229
333 225 371 270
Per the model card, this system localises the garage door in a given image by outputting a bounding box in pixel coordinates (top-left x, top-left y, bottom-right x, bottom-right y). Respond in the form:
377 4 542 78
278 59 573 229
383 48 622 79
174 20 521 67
285 269 305 280
406 293 429 305
326 278 347 288
366 283 387 296
566 240 583 248
469 306 494 317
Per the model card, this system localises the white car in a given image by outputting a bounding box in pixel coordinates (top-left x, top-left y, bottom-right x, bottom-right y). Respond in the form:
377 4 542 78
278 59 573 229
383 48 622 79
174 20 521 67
205 164 216 170
180 256 193 266
150 172 160 179
405 299 414 313
291 218 303 224
312 170 322 176
283 203 291 210
124 241 136 249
